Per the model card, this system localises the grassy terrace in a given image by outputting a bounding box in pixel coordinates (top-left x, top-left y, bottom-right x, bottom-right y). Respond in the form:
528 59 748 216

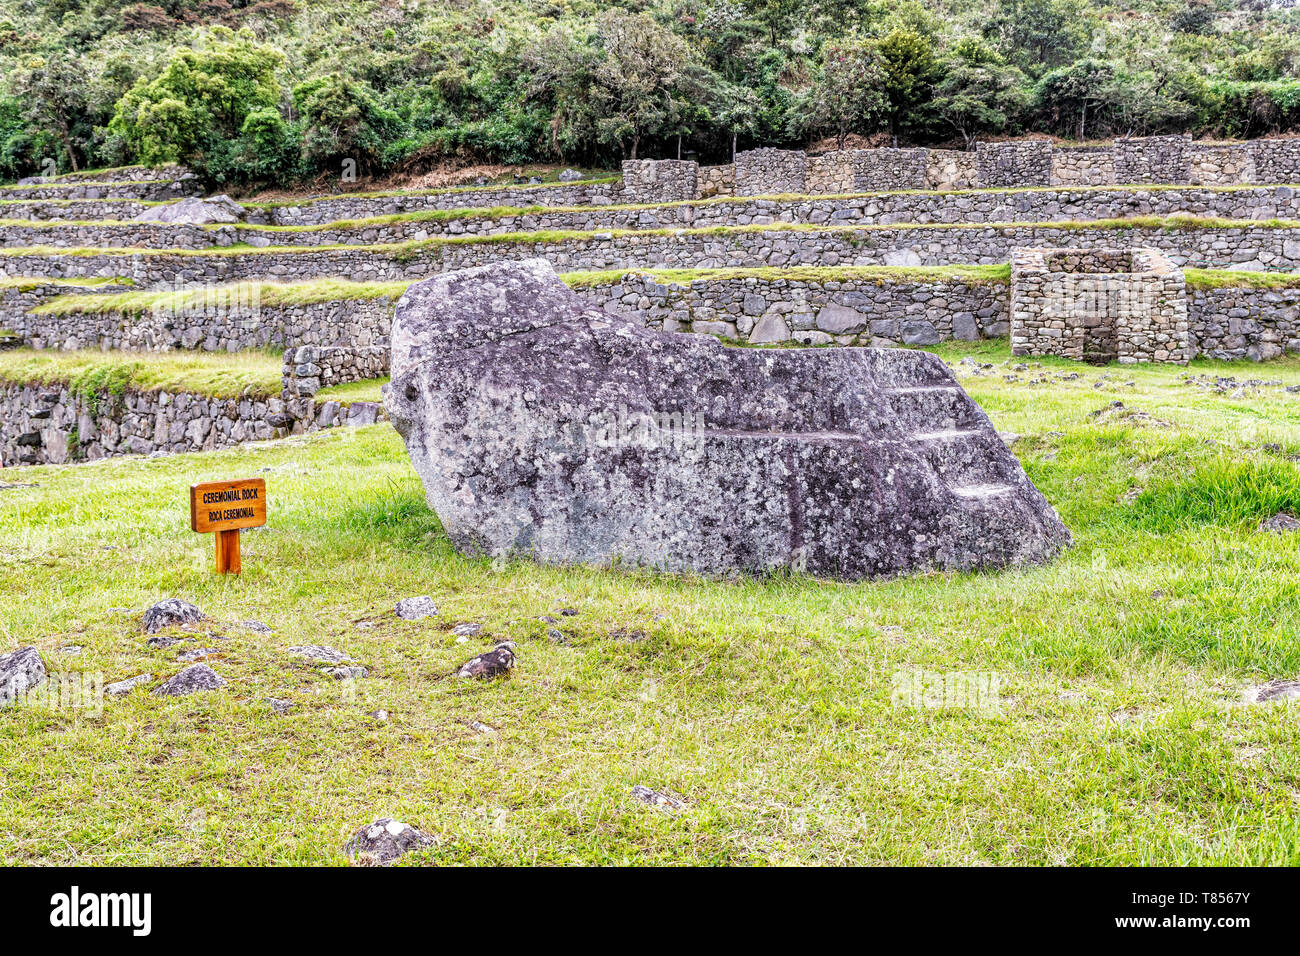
0 276 132 292
4 342 1300 864
24 265 1300 319
0 347 388 405
5 183 1300 236
235 178 1300 209
241 175 621 208
4 214 1300 268
0 349 285 399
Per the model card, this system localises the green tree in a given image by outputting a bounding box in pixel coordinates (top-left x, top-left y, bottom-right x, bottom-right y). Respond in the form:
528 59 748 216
802 40 887 149
742 0 804 46
712 80 762 159
877 28 938 144
589 11 692 159
931 40 1030 147
292 74 400 175
1033 58 1118 139
107 29 283 169
10 54 91 172
985 0 1091 77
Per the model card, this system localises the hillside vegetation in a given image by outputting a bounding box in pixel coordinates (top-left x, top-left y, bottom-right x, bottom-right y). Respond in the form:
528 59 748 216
3 0 1300 188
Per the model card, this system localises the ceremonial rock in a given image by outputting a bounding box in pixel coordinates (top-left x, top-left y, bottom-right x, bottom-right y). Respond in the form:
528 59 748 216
385 259 1068 579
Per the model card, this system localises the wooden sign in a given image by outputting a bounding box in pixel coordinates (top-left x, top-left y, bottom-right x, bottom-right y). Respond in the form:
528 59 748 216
189 477 266 574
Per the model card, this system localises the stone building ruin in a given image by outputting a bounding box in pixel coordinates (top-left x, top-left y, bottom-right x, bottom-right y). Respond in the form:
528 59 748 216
1010 247 1191 365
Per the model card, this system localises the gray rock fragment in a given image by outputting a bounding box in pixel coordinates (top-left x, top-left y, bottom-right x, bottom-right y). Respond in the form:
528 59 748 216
152 664 227 696
106 674 152 697
287 645 352 664
322 666 368 680
142 598 203 634
456 642 516 679
630 785 684 810
1260 513 1300 533
0 646 46 706
395 596 439 620
133 194 245 224
344 818 437 865
1253 680 1300 703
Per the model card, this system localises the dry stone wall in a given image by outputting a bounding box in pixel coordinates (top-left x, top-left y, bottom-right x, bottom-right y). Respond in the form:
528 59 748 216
244 180 624 225
586 271 1297 361
0 382 384 466
1051 147 1114 186
1191 285 1300 360
926 150 979 190
0 199 155 220
697 163 735 198
1113 135 1192 185
620 160 698 203
7 295 394 352
734 149 807 195
15 164 193 186
8 269 1298 364
977 141 1053 187
1190 143 1254 185
1249 139 1300 183
806 149 929 192
11 219 1300 286
0 178 199 203
585 272 1005 345
282 345 389 398
8 185 1300 249
1010 247 1191 364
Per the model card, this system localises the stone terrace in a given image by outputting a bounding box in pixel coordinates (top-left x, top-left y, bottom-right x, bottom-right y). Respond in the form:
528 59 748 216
6 137 1300 462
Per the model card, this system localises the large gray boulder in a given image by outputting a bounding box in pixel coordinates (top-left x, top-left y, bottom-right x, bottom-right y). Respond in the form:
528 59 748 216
385 259 1069 579
133 195 245 224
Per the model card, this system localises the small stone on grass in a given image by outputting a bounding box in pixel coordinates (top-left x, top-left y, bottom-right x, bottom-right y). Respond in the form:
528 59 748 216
142 598 203 634
395 596 438 620
631 785 684 811
1260 513 1300 534
344 818 436 865
106 674 152 697
0 647 46 706
287 645 351 664
153 664 226 696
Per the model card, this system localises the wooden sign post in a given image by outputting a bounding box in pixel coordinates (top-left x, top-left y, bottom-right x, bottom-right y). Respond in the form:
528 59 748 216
189 478 267 574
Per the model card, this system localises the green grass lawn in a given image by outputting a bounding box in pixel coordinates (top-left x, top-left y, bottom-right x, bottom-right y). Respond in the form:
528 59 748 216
3 344 1300 865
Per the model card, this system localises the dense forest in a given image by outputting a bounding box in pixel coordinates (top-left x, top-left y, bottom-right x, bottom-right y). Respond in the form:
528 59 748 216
3 0 1300 186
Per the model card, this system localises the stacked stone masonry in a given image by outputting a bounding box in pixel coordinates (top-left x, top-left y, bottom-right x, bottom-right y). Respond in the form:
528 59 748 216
977 141 1053 188
1051 147 1115 186
9 271 1300 362
16 164 193 186
10 185 1300 248
1249 139 1300 183
282 345 389 398
1113 135 1192 185
7 296 394 353
1010 247 1191 364
620 160 698 203
0 178 200 203
696 163 735 198
0 382 385 466
12 220 1300 286
926 150 979 190
734 149 808 195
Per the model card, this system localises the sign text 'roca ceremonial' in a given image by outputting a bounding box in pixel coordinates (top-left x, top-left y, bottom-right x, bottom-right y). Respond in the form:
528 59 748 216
189 477 266 574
